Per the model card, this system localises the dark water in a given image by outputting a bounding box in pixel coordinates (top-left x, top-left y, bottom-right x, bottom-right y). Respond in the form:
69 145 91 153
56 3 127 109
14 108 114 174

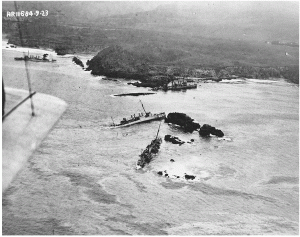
2 47 299 235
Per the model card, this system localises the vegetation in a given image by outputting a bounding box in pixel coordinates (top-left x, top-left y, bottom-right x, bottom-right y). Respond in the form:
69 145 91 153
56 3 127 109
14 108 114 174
3 2 298 84
85 45 299 84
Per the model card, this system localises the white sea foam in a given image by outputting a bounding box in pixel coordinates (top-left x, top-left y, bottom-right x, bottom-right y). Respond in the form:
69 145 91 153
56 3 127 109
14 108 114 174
217 136 232 141
2 47 298 235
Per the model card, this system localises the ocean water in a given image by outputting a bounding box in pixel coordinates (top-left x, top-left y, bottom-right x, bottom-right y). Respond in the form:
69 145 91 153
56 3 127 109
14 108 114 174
2 47 299 235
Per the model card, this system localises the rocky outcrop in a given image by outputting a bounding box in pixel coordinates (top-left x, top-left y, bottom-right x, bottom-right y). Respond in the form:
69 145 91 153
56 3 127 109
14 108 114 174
72 57 84 68
86 45 151 79
199 124 224 137
164 135 185 145
55 46 72 56
184 174 196 180
157 170 197 181
165 112 200 133
157 171 163 176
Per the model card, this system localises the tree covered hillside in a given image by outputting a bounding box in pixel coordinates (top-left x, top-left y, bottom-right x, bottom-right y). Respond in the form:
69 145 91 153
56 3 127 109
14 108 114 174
2 1 299 83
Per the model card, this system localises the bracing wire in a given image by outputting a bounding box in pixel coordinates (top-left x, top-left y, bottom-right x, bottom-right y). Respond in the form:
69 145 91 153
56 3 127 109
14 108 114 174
14 1 35 116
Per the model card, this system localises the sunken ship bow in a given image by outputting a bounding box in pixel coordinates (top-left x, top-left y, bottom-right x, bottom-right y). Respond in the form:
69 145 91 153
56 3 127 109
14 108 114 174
136 137 162 169
136 123 162 169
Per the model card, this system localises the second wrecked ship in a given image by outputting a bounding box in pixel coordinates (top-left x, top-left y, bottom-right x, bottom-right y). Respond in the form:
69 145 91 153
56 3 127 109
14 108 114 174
136 123 162 169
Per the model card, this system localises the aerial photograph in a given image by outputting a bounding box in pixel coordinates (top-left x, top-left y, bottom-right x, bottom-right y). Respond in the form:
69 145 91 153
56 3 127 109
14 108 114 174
2 1 299 235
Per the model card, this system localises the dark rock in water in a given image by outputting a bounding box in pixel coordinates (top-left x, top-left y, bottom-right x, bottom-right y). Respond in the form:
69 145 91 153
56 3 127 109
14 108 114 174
170 159 175 162
165 112 200 133
212 129 224 137
157 171 163 176
199 124 224 137
184 174 196 180
164 135 185 145
165 174 169 177
199 124 212 137
72 56 84 68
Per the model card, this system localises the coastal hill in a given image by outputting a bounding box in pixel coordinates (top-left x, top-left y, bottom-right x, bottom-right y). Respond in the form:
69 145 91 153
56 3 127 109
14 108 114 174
86 45 150 79
2 1 299 83
86 44 299 84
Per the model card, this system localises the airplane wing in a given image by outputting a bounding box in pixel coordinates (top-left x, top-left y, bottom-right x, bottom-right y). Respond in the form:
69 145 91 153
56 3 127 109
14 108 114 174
2 87 67 192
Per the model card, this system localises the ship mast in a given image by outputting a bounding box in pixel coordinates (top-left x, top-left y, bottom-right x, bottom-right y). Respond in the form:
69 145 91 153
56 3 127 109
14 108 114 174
139 100 147 114
155 121 161 139
111 116 115 126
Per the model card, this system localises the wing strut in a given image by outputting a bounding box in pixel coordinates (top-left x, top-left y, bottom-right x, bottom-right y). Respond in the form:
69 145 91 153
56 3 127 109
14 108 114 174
13 1 35 116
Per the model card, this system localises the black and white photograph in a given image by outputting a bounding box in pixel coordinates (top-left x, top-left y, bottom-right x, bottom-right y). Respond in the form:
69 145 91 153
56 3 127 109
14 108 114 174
2 1 299 235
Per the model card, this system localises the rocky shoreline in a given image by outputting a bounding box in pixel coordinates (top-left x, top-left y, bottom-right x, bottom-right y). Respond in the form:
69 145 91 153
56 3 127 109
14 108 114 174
5 39 298 85
83 45 299 85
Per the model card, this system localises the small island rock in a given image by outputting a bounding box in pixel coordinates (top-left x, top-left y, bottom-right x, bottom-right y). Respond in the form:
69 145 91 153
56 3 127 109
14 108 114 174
199 124 224 137
165 112 200 132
